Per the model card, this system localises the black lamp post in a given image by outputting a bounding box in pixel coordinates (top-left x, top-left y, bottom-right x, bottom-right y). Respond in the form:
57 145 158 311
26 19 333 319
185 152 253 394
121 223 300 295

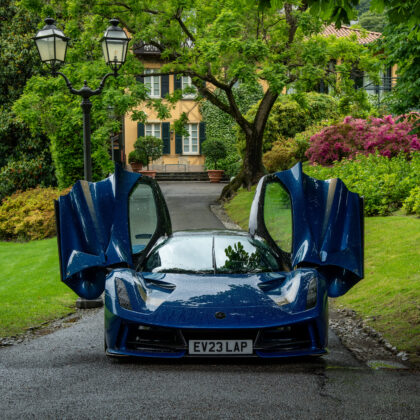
33 17 130 182
34 18 129 309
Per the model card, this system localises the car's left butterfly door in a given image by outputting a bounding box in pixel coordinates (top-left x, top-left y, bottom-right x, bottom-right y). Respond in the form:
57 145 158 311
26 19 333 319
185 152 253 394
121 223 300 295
55 164 171 299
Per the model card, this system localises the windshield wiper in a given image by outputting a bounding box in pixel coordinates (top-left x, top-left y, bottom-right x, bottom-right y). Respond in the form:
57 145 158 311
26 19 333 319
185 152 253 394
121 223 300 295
153 268 214 274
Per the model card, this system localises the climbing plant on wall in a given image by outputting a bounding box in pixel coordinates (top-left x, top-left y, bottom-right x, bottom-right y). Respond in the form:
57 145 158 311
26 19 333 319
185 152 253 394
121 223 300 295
200 83 263 177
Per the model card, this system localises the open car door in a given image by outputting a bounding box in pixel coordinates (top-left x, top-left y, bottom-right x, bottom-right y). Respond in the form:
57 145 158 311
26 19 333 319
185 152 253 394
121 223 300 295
55 165 171 299
249 163 364 297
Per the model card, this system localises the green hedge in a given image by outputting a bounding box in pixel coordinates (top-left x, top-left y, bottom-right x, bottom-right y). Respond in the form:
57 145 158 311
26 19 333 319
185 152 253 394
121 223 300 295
304 153 420 216
403 186 420 216
0 187 69 241
0 156 56 204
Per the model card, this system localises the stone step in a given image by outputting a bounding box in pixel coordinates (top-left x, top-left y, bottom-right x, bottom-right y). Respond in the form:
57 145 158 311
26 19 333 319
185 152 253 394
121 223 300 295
155 171 229 182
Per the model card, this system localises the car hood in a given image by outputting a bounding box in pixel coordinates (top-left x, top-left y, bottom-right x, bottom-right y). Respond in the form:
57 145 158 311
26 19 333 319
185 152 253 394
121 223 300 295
105 270 325 328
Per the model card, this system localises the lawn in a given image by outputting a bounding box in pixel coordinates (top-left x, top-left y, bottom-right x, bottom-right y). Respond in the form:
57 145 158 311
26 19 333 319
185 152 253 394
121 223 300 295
225 187 420 360
0 238 77 338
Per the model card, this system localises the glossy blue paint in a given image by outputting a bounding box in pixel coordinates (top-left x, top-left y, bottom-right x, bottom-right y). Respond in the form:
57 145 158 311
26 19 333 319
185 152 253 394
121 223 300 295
249 162 364 297
56 163 364 359
105 268 325 328
103 267 329 357
57 164 141 298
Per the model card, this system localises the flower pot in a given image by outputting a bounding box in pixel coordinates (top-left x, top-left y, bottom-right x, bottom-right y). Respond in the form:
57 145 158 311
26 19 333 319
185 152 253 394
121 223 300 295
207 169 224 183
130 162 143 173
139 170 157 179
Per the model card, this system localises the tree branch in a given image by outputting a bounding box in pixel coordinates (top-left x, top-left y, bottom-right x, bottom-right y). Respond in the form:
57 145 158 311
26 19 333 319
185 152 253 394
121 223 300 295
98 2 159 14
174 8 196 42
284 3 298 47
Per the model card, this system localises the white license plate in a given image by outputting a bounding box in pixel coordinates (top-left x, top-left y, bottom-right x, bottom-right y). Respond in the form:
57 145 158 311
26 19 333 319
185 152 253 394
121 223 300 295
188 340 253 355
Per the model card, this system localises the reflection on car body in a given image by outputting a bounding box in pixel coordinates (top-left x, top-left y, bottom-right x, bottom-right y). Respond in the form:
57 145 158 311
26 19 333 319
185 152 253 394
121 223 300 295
55 163 364 358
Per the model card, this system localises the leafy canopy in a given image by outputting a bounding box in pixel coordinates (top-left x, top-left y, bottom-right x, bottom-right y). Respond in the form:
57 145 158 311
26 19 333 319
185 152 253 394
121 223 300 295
17 0 380 190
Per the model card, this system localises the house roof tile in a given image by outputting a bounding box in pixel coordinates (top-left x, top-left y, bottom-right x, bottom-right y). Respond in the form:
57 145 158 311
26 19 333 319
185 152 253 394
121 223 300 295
322 24 382 44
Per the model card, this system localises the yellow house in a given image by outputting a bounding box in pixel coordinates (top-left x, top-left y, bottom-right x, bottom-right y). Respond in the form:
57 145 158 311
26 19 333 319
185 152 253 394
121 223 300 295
124 26 396 172
124 44 205 172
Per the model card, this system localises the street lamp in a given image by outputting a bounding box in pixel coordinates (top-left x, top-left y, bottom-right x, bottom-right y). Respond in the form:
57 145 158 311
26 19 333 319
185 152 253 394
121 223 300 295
33 17 130 182
34 18 129 309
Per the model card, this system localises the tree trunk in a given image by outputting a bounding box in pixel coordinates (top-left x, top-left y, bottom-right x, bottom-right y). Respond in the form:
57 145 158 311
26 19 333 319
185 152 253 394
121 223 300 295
220 89 278 201
242 130 265 187
220 128 265 200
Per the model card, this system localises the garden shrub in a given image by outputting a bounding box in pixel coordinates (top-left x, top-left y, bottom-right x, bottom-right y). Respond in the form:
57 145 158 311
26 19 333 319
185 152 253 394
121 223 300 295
133 136 163 170
201 139 228 169
306 115 420 166
0 187 70 241
296 92 340 124
293 122 332 162
262 122 332 173
239 93 340 156
304 153 420 216
263 139 299 173
403 186 420 216
0 155 56 204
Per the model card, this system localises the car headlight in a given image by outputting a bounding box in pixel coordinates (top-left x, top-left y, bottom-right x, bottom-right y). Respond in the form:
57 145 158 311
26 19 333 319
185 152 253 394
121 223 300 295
306 277 318 309
259 275 301 307
115 278 132 310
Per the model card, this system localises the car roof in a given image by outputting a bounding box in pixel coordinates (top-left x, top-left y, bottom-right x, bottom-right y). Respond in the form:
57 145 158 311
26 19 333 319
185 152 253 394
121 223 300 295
170 229 250 238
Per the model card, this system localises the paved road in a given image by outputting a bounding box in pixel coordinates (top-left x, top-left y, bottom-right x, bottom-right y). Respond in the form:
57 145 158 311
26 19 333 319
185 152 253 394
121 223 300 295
0 182 419 419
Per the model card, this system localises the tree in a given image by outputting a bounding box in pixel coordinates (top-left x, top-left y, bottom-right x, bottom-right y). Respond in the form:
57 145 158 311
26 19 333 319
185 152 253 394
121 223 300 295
371 0 420 30
201 139 227 170
356 0 372 15
0 0 51 170
19 0 378 197
358 11 387 32
13 11 150 187
133 136 163 169
377 24 420 114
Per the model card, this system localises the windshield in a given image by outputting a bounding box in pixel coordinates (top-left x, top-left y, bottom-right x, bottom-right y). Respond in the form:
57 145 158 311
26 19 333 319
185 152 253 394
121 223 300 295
142 234 280 274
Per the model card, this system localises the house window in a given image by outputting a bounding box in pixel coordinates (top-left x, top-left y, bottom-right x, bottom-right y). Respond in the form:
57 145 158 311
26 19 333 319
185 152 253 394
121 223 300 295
144 68 161 98
183 123 199 155
145 123 161 139
181 76 196 98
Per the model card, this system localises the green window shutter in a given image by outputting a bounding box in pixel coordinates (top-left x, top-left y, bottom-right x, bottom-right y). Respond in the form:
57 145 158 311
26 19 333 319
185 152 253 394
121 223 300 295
137 123 145 138
175 132 182 154
161 75 169 97
174 74 182 91
199 122 206 154
162 123 170 154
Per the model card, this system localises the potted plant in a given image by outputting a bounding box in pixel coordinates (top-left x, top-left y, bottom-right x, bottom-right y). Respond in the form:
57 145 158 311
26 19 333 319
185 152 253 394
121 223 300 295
202 139 227 183
128 150 147 173
133 135 163 178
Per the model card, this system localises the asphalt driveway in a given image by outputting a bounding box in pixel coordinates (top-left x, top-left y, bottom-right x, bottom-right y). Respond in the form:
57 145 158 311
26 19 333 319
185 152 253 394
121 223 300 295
0 181 419 419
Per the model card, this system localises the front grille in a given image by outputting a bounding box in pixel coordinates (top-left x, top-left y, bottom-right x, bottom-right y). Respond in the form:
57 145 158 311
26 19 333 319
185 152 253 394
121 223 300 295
125 325 185 353
256 324 312 353
120 323 315 355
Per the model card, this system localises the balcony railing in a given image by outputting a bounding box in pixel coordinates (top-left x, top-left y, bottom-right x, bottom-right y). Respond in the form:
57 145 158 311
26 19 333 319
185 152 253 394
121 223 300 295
133 42 162 58
363 76 398 93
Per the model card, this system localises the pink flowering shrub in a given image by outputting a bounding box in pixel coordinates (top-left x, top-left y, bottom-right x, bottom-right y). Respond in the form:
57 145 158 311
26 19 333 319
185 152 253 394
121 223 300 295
306 114 420 165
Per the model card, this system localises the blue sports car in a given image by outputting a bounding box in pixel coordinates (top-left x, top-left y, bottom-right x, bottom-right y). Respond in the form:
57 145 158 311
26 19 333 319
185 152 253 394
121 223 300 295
56 163 363 358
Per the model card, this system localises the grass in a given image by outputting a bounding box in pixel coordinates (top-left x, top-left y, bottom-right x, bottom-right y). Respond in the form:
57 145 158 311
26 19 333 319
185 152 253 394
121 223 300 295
225 187 420 361
0 238 77 338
